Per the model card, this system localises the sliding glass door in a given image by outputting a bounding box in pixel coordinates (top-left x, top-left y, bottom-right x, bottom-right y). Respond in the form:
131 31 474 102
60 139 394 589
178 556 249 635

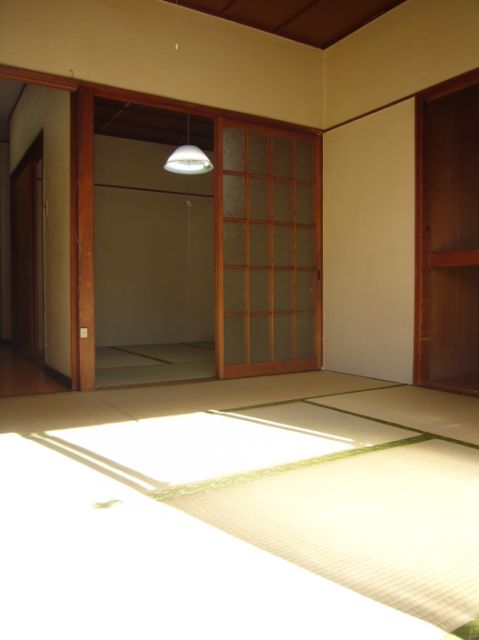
216 118 321 378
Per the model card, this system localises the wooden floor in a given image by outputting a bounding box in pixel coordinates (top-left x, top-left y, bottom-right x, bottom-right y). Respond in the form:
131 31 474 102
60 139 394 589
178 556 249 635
0 343 68 397
426 374 479 397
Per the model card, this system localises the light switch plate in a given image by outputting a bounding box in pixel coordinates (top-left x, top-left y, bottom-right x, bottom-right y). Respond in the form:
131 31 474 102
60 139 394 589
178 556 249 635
80 327 88 339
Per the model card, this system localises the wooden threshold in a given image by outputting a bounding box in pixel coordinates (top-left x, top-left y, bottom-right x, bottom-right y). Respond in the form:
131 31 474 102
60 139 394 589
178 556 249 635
224 359 318 379
421 374 479 398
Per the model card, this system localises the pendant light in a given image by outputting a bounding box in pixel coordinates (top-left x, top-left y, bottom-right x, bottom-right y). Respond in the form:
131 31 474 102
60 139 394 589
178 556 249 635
164 114 213 175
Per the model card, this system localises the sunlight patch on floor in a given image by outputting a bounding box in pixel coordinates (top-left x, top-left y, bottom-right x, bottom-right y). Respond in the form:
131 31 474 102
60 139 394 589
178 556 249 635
0 431 451 639
226 402 416 448
44 410 355 487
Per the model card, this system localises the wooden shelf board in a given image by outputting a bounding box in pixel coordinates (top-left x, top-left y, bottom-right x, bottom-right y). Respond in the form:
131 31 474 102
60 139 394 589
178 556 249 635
430 249 479 268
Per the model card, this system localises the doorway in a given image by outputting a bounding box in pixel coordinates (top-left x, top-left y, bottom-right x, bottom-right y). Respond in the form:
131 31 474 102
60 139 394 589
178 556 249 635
0 77 71 397
74 87 322 390
93 99 216 388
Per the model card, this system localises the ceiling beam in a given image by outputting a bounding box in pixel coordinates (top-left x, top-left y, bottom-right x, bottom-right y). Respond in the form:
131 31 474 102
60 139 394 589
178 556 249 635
219 0 239 16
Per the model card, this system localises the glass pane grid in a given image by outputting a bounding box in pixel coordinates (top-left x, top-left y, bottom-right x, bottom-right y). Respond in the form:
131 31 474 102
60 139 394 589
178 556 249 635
250 315 270 363
224 269 244 313
223 125 317 370
296 312 315 360
223 128 245 172
223 174 245 218
248 176 268 220
224 221 246 266
272 136 292 179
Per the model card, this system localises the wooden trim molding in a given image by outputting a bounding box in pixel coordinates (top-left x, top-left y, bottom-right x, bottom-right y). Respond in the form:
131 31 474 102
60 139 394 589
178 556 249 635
86 82 320 136
0 63 79 92
44 364 72 390
324 67 479 134
2 59 479 140
419 67 479 103
215 116 225 379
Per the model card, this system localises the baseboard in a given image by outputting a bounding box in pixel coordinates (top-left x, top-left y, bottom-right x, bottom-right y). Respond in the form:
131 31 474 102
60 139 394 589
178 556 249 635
44 364 72 390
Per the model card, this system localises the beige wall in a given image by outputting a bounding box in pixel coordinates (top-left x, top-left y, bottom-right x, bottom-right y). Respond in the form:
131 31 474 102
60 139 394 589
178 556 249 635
0 0 323 129
94 135 214 347
324 0 479 127
322 0 479 383
10 85 71 376
323 100 415 383
0 142 10 339
3 0 479 384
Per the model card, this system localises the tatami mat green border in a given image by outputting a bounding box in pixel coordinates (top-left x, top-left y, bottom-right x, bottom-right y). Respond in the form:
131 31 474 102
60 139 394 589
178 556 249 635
111 346 172 364
303 399 479 451
152 434 432 502
450 618 479 639
222 383 404 413
217 391 479 451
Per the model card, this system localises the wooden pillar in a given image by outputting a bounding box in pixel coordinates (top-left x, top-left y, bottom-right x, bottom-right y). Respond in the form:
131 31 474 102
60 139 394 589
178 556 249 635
74 87 96 391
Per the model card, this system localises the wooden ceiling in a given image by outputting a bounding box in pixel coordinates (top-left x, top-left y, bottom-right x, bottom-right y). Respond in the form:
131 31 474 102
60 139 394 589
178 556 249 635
94 99 214 149
162 0 407 49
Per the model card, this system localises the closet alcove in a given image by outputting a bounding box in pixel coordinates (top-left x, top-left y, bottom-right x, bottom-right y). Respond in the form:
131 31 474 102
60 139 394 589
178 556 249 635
417 78 479 395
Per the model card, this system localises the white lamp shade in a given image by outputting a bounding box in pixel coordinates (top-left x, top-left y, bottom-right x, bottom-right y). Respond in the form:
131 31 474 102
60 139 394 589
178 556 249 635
164 144 214 174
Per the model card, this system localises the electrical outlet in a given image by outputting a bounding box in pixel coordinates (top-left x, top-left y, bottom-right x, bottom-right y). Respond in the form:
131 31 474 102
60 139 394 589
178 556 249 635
80 327 88 339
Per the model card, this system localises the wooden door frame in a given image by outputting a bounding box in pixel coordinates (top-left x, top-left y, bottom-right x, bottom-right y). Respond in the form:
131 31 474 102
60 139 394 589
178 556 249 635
214 117 225 379
414 68 479 387
79 82 323 387
0 62 323 390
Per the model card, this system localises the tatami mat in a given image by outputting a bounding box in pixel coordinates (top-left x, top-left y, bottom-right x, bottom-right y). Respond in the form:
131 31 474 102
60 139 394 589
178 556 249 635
0 433 448 640
121 343 215 363
168 438 479 632
96 370 396 420
43 404 417 490
0 371 395 433
95 347 158 369
95 361 215 388
0 392 132 434
314 385 479 445
226 401 415 447
1 372 476 637
183 340 214 350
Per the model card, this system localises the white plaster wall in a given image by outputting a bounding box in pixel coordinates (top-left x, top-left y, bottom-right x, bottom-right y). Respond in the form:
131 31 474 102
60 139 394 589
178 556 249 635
94 135 214 347
0 0 324 129
323 100 415 383
10 85 71 376
0 142 10 339
324 0 479 127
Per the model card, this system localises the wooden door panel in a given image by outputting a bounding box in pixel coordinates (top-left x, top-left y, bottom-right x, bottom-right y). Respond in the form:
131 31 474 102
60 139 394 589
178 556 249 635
11 161 35 359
